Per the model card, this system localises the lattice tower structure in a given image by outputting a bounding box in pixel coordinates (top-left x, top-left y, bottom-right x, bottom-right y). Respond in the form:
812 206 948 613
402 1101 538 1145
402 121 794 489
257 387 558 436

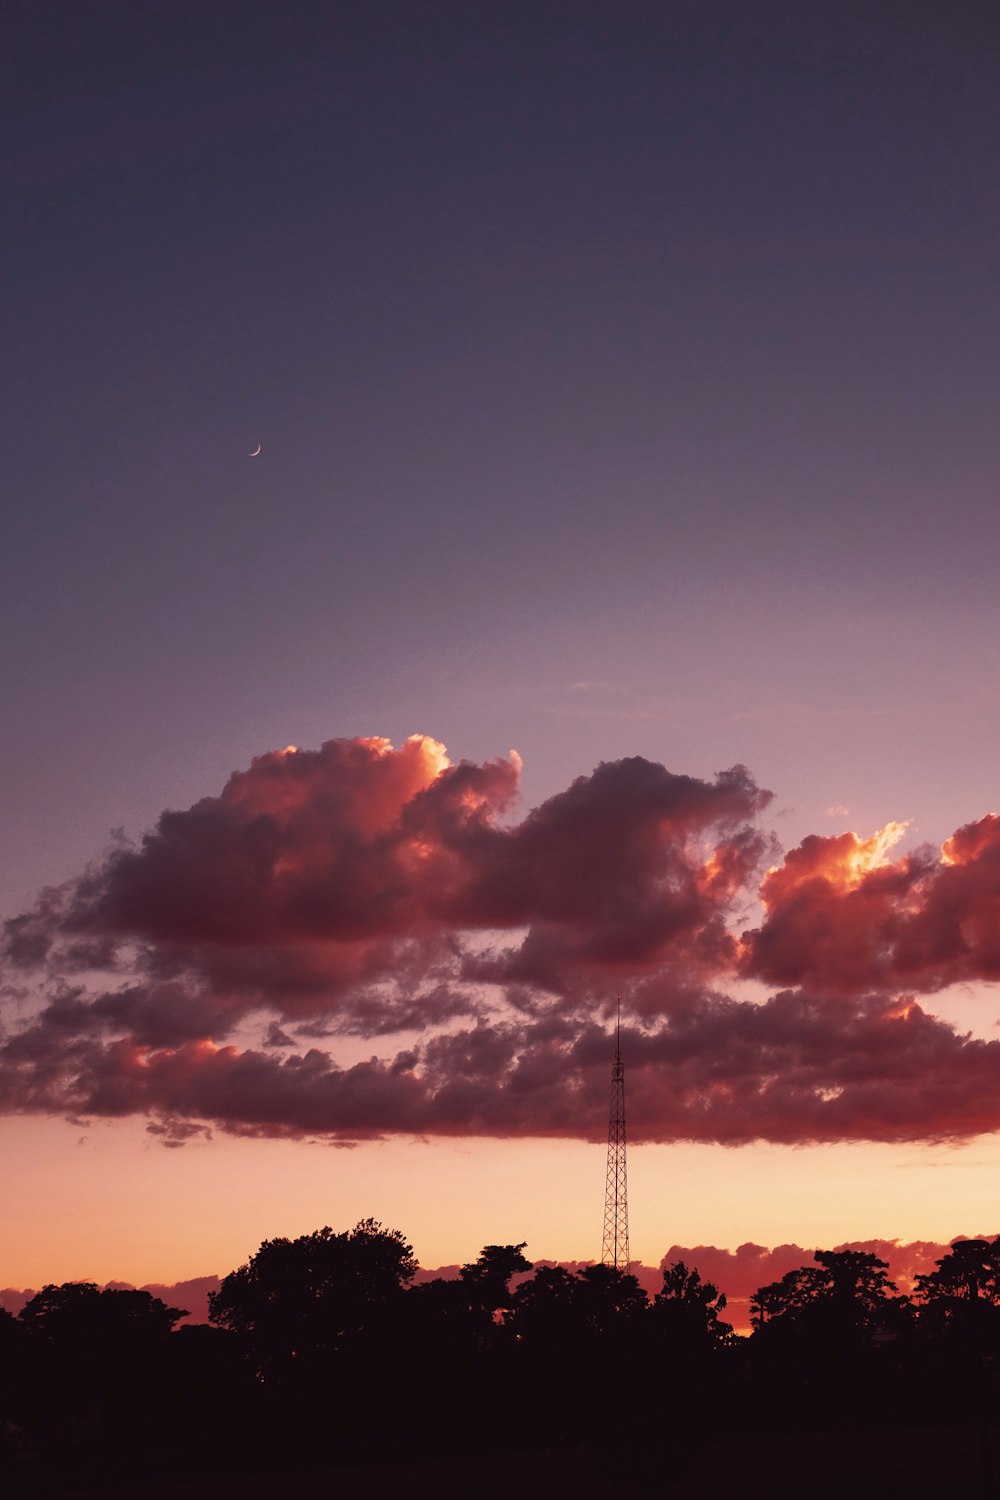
601 996 630 1272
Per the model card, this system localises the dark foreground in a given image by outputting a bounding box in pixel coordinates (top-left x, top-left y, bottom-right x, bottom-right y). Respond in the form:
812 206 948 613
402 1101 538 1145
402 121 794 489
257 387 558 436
8 1424 1000 1500
9 1233 1000 1499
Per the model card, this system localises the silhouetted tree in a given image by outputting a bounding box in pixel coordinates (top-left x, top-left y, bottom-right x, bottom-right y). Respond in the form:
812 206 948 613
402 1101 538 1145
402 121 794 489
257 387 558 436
460 1242 532 1322
652 1259 734 1346
505 1263 649 1448
403 1242 532 1368
0 1307 21 1339
209 1218 416 1383
0 1307 25 1435
914 1239 1000 1493
510 1261 646 1347
13 1283 189 1478
572 1263 648 1336
509 1264 580 1344
461 1242 531 1298
19 1283 186 1347
751 1249 899 1340
747 1248 914 1432
0 1304 22 1362
915 1237 1000 1327
913 1238 1000 1388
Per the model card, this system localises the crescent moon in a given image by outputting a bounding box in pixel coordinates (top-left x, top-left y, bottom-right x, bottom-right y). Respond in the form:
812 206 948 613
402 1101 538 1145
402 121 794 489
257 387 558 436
249 444 261 457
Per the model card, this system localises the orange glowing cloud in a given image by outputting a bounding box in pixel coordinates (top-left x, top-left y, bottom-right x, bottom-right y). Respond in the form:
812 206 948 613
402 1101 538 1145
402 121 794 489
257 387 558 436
759 821 909 902
10 737 768 1013
743 813 1000 995
6 736 1000 1148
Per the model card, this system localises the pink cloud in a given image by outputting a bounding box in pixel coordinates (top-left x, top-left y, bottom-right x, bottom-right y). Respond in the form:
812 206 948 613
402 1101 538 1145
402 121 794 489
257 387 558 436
743 814 1000 995
5 987 1000 1144
9 737 768 1028
4 735 1000 1147
0 1287 34 1317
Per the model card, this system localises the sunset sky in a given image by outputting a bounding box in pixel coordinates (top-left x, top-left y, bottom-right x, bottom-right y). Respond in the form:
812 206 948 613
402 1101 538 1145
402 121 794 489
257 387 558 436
4 1 1000 1310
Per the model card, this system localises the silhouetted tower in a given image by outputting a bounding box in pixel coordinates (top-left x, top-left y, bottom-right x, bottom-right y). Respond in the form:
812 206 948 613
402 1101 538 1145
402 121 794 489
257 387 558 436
601 995 630 1272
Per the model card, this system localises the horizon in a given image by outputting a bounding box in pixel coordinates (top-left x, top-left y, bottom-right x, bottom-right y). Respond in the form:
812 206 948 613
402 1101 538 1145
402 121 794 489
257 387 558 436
8 1226 999 1339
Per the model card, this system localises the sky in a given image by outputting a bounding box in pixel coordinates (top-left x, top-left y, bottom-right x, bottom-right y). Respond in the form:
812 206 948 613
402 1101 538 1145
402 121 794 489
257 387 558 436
3 0 1000 1307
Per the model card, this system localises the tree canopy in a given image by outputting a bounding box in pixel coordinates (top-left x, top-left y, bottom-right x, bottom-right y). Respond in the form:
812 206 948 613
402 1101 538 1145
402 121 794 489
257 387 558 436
208 1218 416 1375
653 1259 733 1346
750 1249 899 1344
19 1282 186 1348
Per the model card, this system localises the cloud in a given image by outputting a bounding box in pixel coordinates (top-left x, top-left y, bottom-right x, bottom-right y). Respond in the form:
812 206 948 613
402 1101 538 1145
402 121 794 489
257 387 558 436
4 734 1000 1146
8 736 769 1023
2 730 768 1021
742 814 1000 995
5 984 1000 1145
145 1118 213 1148
0 1287 35 1317
137 1275 220 1322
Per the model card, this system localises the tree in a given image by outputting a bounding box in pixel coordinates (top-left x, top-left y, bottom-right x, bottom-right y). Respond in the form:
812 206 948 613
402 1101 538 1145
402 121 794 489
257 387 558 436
208 1219 416 1378
460 1242 532 1319
653 1260 733 1346
19 1283 187 1351
814 1250 898 1318
750 1264 824 1330
574 1263 648 1331
508 1265 580 1344
914 1238 1000 1493
915 1237 1000 1308
914 1237 1000 1342
0 1306 25 1428
510 1262 647 1347
404 1242 533 1362
15 1282 189 1460
507 1264 650 1445
0 1305 22 1348
750 1249 900 1343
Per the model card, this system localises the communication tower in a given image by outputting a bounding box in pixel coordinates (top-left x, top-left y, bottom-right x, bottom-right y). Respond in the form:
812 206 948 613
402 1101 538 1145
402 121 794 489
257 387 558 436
601 995 630 1272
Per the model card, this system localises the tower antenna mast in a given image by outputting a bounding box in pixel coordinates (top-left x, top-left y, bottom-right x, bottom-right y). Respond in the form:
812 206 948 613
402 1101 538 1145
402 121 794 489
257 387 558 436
601 994 630 1272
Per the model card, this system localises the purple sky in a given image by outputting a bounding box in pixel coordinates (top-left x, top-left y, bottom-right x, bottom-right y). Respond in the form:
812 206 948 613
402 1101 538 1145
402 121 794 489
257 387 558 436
3 1 1000 1284
5 1 999 909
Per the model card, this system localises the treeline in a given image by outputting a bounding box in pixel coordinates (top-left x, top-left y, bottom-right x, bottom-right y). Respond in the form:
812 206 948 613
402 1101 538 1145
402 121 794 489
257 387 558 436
4 1223 1000 1495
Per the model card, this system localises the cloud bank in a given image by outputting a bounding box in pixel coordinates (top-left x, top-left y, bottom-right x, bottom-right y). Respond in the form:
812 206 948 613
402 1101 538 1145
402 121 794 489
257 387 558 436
3 734 1000 1146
